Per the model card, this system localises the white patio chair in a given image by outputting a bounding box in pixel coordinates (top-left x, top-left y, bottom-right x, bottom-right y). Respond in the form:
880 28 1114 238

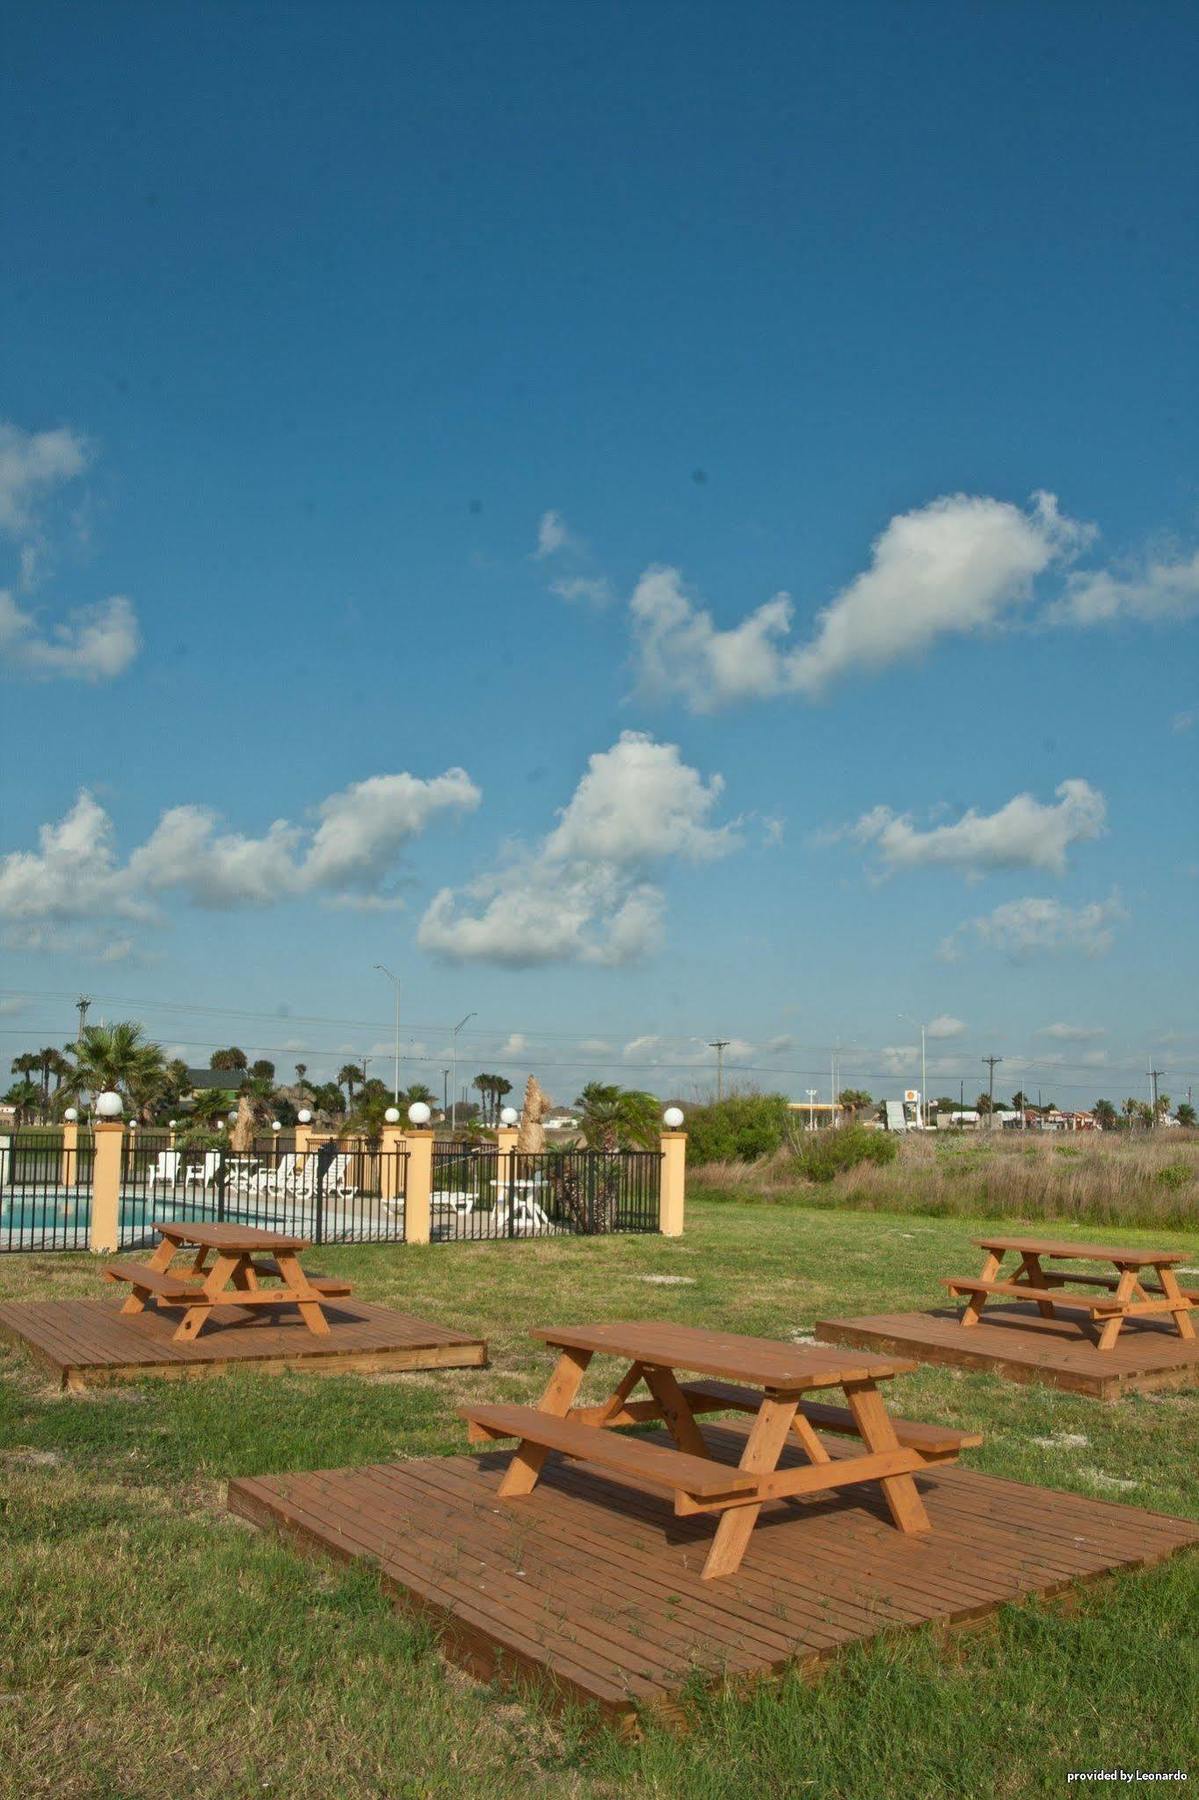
147 1149 181 1187
322 1153 359 1200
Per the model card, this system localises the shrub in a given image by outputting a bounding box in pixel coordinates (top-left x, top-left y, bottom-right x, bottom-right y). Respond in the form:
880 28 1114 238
684 1093 791 1165
793 1125 898 1184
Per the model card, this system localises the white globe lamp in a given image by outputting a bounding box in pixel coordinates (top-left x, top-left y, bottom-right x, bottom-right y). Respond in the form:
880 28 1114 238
95 1091 123 1119
168 1119 177 1129
499 1105 518 1126
407 1100 431 1126
384 1106 401 1124
64 1107 79 1122
297 1108 312 1125
663 1106 685 1130
271 1120 282 1132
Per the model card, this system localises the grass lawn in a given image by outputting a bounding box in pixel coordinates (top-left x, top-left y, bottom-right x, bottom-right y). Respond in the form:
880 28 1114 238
2 1199 1198 1798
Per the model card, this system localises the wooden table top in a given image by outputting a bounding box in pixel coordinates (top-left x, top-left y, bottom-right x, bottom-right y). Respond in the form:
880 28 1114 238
532 1321 916 1390
153 1220 311 1252
974 1234 1184 1266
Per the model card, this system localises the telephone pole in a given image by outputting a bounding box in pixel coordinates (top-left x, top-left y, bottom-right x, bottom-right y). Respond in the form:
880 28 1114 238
982 1055 1002 1130
75 995 92 1046
709 1040 730 1102
1148 1066 1165 1124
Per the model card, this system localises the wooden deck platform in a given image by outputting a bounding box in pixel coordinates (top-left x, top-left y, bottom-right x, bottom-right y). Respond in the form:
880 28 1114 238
227 1422 1199 1729
0 1296 487 1390
817 1303 1199 1401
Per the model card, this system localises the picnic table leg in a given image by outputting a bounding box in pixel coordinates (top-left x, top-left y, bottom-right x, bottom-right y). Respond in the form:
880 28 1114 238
1096 1268 1137 1352
119 1235 178 1315
843 1378 931 1534
701 1393 799 1581
1158 1267 1196 1342
273 1250 332 1337
960 1250 1001 1327
641 1364 708 1457
1018 1254 1059 1320
499 1346 593 1498
172 1248 241 1343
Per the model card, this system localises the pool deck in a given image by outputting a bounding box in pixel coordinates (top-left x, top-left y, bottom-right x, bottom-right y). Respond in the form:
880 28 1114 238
0 1295 487 1390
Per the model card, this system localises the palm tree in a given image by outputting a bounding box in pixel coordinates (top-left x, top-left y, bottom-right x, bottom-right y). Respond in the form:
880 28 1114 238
209 1046 248 1072
337 1063 364 1109
493 1075 513 1121
575 1082 660 1151
294 1062 309 1090
402 1081 435 1110
191 1088 228 1127
4 1077 43 1125
474 1073 495 1123
10 1052 43 1122
66 1022 166 1116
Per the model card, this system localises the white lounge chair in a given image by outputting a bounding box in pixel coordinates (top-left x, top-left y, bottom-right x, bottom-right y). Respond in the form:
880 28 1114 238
146 1149 181 1187
491 1191 552 1235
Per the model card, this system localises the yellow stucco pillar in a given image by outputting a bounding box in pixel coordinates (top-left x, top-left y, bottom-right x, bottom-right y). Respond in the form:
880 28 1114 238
60 1116 79 1188
294 1118 312 1169
89 1120 125 1254
658 1131 687 1237
404 1128 433 1244
494 1125 518 1202
380 1122 408 1202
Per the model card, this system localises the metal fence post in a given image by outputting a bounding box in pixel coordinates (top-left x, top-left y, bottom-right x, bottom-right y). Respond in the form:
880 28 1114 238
88 1120 125 1254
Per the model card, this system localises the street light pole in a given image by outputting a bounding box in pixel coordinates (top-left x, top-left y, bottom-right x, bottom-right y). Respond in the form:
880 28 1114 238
451 1012 476 1135
374 964 402 1102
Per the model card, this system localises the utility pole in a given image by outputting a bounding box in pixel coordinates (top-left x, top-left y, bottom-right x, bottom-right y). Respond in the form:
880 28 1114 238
75 995 92 1046
709 1040 730 1102
982 1055 1002 1130
441 1068 450 1118
1148 1066 1165 1124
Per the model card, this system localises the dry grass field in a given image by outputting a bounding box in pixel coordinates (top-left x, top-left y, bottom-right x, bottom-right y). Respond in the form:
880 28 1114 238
691 1129 1199 1231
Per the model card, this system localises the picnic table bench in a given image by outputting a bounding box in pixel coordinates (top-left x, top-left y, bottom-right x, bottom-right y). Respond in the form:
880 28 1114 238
461 1320 979 1580
944 1234 1196 1352
105 1221 352 1344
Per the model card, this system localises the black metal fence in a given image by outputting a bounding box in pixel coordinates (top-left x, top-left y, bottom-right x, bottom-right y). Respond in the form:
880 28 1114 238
0 1130 94 1253
0 1130 660 1253
114 1136 407 1249
431 1144 660 1241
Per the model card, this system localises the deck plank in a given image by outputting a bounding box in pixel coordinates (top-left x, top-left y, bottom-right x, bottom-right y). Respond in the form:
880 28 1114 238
816 1304 1199 1399
0 1296 486 1388
228 1422 1199 1729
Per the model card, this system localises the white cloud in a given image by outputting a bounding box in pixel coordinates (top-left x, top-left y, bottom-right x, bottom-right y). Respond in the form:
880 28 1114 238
0 423 89 539
835 779 1106 879
534 510 575 558
0 591 140 681
0 770 480 934
630 492 1089 711
926 1015 966 1039
940 893 1127 961
1038 1022 1106 1041
1173 708 1195 734
0 995 27 1016
418 731 738 968
497 1033 528 1058
549 575 614 607
1048 548 1199 627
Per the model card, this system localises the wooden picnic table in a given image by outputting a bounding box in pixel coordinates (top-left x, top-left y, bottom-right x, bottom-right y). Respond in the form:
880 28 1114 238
104 1220 352 1344
945 1234 1197 1352
461 1320 979 1581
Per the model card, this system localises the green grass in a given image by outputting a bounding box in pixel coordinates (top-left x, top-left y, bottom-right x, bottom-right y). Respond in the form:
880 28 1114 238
2 1199 1198 1797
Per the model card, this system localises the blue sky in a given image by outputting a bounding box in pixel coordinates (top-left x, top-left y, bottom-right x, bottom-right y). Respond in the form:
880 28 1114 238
2 1 1197 1111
